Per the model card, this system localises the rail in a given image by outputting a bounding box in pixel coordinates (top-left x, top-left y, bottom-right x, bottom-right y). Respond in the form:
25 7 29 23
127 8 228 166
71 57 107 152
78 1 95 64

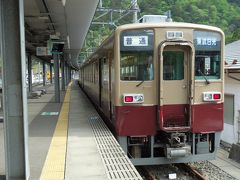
139 163 207 180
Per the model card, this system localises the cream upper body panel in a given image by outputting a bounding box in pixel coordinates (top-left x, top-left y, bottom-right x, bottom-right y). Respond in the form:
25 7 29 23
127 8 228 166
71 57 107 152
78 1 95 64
109 22 224 106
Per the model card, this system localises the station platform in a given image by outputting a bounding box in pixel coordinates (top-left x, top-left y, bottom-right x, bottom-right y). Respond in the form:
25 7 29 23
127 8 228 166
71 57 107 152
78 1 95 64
7 81 141 180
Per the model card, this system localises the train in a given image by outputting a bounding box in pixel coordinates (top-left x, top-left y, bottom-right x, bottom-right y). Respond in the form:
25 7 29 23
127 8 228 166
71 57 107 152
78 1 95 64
79 21 224 165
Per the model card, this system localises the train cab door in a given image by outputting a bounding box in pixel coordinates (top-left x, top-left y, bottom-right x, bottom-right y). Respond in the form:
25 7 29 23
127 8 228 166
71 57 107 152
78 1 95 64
158 42 194 132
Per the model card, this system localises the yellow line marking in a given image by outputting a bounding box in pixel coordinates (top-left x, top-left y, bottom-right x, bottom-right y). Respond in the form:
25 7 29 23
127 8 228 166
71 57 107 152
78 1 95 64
40 82 72 180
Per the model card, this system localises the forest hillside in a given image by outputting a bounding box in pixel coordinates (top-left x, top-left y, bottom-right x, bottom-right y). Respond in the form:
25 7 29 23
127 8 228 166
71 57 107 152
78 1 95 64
138 0 240 43
80 0 240 61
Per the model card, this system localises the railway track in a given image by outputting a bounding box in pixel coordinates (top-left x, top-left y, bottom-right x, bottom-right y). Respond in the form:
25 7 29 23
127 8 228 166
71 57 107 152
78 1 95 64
177 163 206 180
138 160 238 180
138 163 206 180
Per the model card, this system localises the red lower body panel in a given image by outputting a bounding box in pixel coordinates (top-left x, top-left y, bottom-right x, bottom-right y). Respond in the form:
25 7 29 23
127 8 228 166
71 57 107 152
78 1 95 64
159 104 190 132
158 103 223 133
115 106 156 136
191 103 223 133
114 103 223 136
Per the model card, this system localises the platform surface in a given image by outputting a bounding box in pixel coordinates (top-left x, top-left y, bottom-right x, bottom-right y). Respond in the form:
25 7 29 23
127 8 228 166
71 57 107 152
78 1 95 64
29 81 141 180
210 148 240 179
64 82 108 179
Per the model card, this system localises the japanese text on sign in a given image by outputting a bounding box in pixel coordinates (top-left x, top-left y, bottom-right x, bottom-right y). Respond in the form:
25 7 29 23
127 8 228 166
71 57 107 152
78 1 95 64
123 36 148 46
196 37 217 46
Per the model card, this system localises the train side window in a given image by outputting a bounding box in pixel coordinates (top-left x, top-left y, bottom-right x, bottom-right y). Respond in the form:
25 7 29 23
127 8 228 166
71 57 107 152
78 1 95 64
94 62 98 84
101 57 109 87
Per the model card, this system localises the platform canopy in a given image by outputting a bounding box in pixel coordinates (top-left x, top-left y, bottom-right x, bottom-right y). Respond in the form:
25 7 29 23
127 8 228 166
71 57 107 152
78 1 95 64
24 0 99 69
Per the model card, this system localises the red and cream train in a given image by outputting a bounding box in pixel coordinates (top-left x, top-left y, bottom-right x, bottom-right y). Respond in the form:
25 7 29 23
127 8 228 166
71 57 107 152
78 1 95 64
79 22 224 165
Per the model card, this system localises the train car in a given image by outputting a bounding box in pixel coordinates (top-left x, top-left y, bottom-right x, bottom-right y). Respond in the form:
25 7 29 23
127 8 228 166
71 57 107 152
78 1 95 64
79 21 224 165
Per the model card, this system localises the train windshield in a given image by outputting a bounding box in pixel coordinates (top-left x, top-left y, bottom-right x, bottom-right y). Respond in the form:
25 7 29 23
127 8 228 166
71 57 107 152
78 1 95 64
193 31 222 80
120 29 154 81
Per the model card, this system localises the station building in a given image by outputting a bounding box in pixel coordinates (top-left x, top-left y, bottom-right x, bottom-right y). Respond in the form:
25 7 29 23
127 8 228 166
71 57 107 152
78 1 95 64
223 40 240 145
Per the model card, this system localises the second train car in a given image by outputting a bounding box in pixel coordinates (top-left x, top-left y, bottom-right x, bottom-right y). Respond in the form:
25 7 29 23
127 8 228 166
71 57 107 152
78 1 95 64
79 22 224 165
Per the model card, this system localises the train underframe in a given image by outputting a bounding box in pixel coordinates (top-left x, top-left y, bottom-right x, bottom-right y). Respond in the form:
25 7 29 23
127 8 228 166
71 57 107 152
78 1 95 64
118 131 221 165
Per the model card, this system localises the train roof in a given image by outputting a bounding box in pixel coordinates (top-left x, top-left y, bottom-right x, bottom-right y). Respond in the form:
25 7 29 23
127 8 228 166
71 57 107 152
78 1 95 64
80 22 224 67
115 22 224 35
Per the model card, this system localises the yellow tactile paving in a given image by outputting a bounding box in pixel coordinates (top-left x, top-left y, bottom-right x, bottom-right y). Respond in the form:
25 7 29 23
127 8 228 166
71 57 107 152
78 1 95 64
40 82 72 180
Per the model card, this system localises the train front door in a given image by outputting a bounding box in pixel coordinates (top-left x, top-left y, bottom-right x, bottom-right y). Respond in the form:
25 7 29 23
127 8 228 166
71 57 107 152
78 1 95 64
159 42 193 131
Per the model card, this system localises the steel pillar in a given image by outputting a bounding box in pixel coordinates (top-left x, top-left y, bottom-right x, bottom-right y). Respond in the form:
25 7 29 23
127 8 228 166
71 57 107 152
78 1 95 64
50 64 53 84
53 54 60 103
27 54 32 92
68 66 71 83
61 58 65 91
64 62 68 86
132 0 138 23
1 0 29 179
42 61 46 86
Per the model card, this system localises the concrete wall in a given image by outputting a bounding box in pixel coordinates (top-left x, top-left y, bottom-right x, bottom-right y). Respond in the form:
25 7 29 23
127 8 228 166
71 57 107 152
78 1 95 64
223 73 240 144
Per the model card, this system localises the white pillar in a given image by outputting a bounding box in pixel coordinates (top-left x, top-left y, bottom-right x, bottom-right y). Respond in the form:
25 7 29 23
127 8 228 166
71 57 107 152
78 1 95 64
1 0 29 179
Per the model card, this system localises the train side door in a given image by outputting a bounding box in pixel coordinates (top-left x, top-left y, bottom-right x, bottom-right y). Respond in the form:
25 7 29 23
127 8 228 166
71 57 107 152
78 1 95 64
159 42 193 131
99 58 102 107
108 52 112 120
100 57 109 114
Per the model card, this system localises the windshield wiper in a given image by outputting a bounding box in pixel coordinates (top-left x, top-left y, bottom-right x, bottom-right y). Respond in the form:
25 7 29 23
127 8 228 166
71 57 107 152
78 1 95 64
198 69 210 85
136 80 144 87
136 70 146 87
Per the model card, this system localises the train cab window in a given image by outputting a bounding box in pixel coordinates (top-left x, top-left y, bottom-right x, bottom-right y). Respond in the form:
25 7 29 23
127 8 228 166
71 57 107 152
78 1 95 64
195 52 220 80
193 31 222 80
120 29 154 81
120 52 153 81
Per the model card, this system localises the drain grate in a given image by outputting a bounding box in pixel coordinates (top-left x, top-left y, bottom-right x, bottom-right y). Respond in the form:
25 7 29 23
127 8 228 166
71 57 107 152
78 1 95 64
89 115 142 180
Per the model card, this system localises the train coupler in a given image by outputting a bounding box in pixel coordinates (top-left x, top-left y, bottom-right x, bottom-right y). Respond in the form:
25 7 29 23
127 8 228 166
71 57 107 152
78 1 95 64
165 145 191 159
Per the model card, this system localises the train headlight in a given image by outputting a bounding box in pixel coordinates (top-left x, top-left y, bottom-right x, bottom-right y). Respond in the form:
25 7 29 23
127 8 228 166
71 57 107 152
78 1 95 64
123 94 144 104
124 96 134 103
203 92 221 101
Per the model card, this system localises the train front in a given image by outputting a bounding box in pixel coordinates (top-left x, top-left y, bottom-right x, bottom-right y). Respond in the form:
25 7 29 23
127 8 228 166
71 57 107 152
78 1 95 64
113 23 224 165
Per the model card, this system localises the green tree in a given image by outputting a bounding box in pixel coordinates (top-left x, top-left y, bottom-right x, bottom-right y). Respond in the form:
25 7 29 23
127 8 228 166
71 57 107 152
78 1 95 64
81 0 240 61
